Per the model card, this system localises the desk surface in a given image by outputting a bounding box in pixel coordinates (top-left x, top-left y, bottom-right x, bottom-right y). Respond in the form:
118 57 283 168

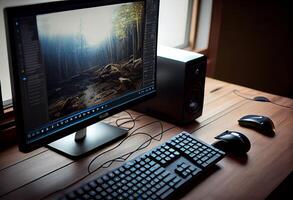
0 78 292 200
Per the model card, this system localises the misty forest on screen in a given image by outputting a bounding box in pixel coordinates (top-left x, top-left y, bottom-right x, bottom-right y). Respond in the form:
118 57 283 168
37 2 144 120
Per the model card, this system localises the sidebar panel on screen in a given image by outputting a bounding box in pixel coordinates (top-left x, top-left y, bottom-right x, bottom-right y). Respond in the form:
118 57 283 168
142 0 159 87
14 17 49 141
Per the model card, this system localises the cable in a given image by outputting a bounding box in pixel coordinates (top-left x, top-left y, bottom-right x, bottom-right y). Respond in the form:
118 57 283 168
233 89 293 110
87 111 146 172
41 112 175 200
90 120 175 173
42 125 174 200
115 110 135 129
115 110 145 130
54 131 155 200
88 119 163 173
89 113 177 172
40 112 145 200
89 123 175 174
92 132 153 170
232 89 255 101
268 101 293 110
43 132 155 200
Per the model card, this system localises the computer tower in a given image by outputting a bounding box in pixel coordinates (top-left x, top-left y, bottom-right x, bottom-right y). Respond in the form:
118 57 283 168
133 46 206 124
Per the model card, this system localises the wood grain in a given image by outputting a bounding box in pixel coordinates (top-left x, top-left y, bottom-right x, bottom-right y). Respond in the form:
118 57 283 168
182 101 293 200
0 78 292 200
0 147 48 171
1 116 180 200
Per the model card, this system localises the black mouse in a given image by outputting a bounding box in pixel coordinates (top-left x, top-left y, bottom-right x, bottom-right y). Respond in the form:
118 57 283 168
238 115 275 136
253 96 270 102
213 130 251 154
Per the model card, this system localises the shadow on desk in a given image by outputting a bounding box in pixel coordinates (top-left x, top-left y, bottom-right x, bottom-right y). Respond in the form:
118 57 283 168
225 154 248 165
172 165 222 199
179 120 201 132
267 172 293 200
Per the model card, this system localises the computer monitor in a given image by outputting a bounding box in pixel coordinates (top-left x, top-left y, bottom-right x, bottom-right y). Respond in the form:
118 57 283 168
5 0 159 158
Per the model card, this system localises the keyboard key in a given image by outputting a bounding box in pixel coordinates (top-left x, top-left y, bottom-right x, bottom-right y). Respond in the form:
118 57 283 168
163 174 177 183
156 185 171 196
59 131 225 200
160 187 175 199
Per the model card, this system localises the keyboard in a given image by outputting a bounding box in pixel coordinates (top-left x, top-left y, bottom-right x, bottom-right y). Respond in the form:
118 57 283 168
60 131 225 200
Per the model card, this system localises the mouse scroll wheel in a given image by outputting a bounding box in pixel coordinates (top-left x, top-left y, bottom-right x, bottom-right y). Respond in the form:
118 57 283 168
231 132 240 137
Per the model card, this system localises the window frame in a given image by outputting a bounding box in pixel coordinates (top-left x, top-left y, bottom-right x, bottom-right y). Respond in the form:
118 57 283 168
186 0 222 77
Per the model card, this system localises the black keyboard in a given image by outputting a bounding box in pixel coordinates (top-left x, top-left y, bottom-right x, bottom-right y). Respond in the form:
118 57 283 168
60 131 225 200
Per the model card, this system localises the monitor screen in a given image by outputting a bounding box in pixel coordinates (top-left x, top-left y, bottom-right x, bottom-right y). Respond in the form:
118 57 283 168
5 0 159 154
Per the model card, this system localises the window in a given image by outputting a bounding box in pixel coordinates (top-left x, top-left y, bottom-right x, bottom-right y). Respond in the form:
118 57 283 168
0 0 213 101
158 0 192 48
158 0 213 52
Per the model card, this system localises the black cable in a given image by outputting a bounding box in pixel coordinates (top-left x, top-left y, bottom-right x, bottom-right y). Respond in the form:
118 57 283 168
41 113 175 200
89 124 175 174
92 132 153 170
47 131 155 200
232 89 255 101
91 123 176 173
115 111 145 130
92 122 176 172
88 119 163 173
268 101 293 110
233 89 293 110
40 112 145 199
115 110 135 128
86 111 145 172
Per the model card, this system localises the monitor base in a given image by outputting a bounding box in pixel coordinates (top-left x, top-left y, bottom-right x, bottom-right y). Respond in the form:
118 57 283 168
47 122 128 159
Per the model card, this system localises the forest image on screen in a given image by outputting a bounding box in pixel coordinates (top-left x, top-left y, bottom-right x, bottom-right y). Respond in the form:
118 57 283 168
37 2 144 121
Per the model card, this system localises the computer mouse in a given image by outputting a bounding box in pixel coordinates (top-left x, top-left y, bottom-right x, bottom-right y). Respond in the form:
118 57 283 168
214 130 251 154
238 115 275 136
253 96 271 102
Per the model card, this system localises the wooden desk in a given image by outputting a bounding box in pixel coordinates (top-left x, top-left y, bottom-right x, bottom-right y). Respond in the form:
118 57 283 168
0 78 292 200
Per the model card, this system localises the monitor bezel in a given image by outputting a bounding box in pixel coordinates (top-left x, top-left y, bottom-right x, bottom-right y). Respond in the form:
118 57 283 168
5 0 158 152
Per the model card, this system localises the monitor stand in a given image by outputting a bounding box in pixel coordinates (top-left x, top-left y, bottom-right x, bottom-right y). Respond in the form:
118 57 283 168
47 122 128 158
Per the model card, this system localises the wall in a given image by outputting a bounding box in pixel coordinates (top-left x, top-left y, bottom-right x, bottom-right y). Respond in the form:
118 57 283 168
213 0 293 98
